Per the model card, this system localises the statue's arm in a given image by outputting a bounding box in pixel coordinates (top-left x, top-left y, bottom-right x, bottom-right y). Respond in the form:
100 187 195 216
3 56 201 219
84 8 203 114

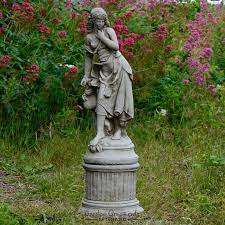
98 28 119 51
81 37 93 86
84 52 93 78
81 52 93 86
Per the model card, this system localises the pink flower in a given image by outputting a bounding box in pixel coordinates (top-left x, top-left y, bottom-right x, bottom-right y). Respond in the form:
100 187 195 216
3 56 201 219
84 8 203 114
58 30 67 38
28 64 39 74
198 63 210 73
79 28 87 34
99 0 117 5
71 12 77 19
126 33 143 41
199 18 207 27
183 28 201 52
200 0 208 11
127 33 138 39
183 42 193 52
37 23 51 35
21 2 33 13
12 3 21 12
64 72 71 80
124 11 134 17
222 38 225 44
0 26 5 34
65 0 73 10
148 0 157 9
153 24 168 41
187 21 195 30
23 64 39 82
114 18 123 25
195 73 206 86
199 48 213 58
0 55 11 68
175 57 180 63
69 66 78 73
139 34 145 39
64 65 78 80
165 45 173 52
0 12 3 19
118 39 125 52
189 29 201 42
187 57 200 70
78 21 87 28
182 79 189 85
78 22 87 34
113 24 128 34
124 37 135 46
207 84 216 95
21 2 31 8
53 17 59 24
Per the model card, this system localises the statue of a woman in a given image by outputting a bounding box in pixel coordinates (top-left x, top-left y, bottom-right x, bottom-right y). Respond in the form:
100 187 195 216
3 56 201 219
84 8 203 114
81 7 134 152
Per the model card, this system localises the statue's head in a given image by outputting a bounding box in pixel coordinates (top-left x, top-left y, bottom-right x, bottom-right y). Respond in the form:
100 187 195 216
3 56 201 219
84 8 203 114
91 8 107 21
87 7 110 33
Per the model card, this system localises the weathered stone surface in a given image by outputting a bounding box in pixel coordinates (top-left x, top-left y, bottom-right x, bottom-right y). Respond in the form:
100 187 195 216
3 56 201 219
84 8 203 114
80 7 134 152
79 7 144 218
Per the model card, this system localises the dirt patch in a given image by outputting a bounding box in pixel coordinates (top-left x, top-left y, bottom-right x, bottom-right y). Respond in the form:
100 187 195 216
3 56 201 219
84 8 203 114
0 170 46 207
0 170 18 201
0 170 31 202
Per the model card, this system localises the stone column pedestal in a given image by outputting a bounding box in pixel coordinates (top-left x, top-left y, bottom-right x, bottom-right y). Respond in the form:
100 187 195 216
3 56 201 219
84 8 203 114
79 136 144 218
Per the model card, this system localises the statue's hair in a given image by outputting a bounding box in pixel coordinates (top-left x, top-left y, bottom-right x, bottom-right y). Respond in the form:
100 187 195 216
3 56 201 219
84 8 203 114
87 7 110 34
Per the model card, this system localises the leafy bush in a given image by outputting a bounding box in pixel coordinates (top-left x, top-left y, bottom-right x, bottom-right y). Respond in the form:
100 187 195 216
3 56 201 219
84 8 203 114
0 0 225 146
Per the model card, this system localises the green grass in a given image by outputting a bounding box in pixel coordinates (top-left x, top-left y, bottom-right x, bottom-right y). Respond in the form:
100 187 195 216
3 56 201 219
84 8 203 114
0 116 224 225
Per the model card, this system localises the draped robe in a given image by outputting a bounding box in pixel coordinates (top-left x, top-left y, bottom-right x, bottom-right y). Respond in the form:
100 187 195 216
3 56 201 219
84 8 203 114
84 28 134 124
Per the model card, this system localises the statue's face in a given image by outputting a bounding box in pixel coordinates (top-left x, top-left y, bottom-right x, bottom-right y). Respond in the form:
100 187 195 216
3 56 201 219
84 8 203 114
95 18 105 30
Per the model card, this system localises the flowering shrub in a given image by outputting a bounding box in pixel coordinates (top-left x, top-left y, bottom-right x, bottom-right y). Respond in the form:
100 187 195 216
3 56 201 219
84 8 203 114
58 30 67 38
37 23 51 35
0 0 225 144
64 66 78 80
23 64 39 82
0 0 84 144
0 55 11 68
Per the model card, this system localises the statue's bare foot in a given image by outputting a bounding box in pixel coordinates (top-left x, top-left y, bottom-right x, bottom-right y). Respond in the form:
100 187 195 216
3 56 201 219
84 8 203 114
90 133 105 146
89 144 102 153
111 129 122 140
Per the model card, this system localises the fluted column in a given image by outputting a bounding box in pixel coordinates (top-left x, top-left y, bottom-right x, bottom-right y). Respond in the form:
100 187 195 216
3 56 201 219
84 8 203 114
85 169 137 201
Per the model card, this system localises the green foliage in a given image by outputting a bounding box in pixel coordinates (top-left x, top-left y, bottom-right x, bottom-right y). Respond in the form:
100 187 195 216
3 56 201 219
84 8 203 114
0 0 224 147
0 1 84 145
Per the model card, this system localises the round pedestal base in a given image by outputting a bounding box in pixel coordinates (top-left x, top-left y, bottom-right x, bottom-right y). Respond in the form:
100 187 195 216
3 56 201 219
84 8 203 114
79 137 144 219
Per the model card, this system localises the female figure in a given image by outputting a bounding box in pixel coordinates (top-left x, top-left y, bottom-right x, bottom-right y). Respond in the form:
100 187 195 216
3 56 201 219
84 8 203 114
81 7 134 151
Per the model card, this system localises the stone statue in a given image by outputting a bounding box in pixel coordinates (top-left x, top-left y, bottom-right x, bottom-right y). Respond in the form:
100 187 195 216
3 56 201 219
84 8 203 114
79 7 143 218
81 7 134 152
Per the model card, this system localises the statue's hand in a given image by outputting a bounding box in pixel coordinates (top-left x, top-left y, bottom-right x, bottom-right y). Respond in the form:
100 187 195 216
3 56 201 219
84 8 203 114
97 30 105 40
82 94 88 101
80 76 88 86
